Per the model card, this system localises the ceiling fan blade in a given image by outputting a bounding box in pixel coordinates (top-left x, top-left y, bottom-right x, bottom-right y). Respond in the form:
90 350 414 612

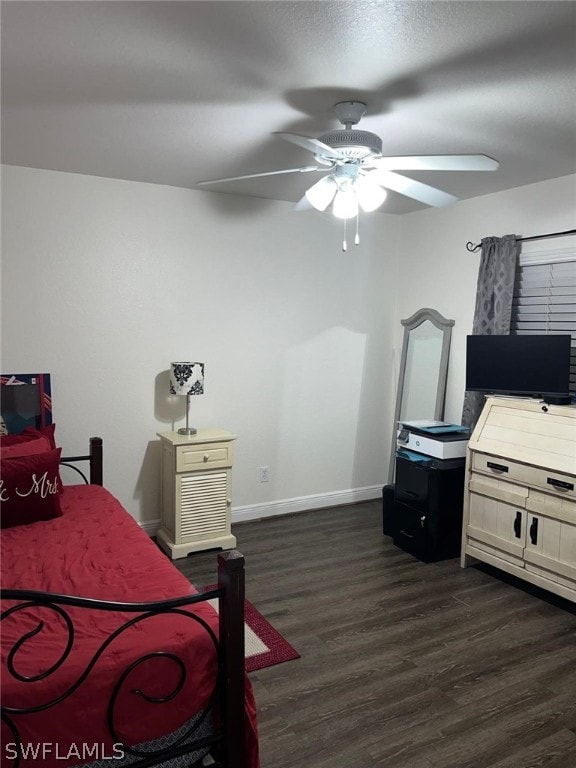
273 132 344 160
197 165 321 186
370 155 499 172
294 195 314 212
366 170 458 207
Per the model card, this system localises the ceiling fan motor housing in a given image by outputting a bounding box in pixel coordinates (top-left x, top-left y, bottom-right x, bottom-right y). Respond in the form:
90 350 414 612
318 129 383 159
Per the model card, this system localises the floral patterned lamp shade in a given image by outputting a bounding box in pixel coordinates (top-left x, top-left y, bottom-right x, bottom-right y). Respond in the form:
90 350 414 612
169 362 204 435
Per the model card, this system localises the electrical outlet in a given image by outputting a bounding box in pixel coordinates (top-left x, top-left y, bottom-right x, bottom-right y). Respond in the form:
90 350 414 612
259 466 270 483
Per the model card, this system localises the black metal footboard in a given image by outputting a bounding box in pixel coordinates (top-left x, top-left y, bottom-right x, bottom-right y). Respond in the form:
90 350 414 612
1 551 246 768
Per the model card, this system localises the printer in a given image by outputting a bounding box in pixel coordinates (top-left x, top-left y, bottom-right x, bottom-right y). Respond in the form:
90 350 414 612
397 420 470 460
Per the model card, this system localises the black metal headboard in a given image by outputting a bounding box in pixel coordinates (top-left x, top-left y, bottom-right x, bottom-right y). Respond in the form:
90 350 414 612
60 436 103 485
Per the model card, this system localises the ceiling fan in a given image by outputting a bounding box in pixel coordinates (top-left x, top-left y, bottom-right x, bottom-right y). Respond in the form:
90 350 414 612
197 101 499 220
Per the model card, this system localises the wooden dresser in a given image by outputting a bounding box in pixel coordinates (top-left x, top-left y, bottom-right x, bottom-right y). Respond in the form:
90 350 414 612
460 397 576 603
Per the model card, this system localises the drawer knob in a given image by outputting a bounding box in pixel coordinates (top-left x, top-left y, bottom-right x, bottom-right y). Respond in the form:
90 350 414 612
203 454 210 462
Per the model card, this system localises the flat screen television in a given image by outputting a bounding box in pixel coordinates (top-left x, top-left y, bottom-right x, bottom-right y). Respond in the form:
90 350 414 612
466 335 572 402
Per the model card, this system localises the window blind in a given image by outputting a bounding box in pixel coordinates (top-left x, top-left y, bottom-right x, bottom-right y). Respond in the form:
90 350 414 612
511 255 576 395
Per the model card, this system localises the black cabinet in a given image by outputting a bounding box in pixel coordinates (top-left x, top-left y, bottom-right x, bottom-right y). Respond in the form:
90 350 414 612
389 454 465 562
381 483 395 535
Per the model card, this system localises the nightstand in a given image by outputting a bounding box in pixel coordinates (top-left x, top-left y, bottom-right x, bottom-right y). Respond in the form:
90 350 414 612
156 429 237 559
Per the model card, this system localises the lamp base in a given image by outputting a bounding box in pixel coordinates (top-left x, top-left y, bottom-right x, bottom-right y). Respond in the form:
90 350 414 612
177 427 197 436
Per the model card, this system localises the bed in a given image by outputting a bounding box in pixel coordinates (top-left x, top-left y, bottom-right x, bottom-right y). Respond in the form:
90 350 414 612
0 428 259 768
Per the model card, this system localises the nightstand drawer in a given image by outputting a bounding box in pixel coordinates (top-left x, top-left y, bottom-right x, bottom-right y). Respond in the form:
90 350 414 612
176 442 233 472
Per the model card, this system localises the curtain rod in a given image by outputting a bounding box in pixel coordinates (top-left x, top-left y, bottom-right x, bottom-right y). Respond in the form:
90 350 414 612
466 228 576 253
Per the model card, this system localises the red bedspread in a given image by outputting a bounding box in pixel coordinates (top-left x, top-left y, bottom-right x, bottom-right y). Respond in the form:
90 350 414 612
1 485 259 768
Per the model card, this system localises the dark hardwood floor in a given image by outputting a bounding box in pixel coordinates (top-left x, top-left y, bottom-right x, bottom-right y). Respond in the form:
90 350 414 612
174 501 576 768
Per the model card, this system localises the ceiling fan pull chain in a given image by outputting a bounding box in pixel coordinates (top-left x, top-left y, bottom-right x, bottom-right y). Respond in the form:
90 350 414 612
342 219 347 252
355 213 360 246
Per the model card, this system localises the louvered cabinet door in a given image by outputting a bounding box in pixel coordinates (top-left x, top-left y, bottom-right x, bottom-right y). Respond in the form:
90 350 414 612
176 470 231 543
156 430 238 559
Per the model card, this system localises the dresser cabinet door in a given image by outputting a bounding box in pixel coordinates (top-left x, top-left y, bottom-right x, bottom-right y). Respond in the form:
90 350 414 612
467 491 526 564
524 513 576 590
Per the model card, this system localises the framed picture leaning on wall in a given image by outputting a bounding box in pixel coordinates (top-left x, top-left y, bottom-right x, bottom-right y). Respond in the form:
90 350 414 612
0 373 52 435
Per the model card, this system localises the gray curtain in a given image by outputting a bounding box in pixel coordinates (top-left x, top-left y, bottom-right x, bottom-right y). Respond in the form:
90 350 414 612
461 234 520 429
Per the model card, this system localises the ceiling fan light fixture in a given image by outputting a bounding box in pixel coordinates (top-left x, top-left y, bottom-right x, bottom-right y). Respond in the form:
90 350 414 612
305 175 337 211
332 186 358 220
354 175 387 212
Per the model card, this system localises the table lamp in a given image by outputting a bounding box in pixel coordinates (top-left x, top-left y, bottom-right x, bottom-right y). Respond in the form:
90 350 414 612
169 362 204 435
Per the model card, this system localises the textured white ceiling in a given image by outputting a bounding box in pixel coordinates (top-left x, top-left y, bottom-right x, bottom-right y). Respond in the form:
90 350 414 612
2 0 576 213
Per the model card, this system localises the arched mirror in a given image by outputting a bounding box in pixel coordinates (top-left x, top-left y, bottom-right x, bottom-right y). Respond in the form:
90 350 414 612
388 308 454 482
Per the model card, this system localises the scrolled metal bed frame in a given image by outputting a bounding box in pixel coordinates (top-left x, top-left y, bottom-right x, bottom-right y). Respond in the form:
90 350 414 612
1 438 247 768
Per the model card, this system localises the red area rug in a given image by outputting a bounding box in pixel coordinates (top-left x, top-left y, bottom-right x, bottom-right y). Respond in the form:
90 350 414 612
243 598 300 672
203 586 300 673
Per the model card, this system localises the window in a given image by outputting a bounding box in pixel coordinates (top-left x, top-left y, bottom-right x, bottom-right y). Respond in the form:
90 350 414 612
511 237 576 396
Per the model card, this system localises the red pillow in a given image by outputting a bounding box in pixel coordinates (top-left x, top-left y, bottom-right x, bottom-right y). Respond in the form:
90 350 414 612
0 423 57 450
0 447 63 529
0 436 52 458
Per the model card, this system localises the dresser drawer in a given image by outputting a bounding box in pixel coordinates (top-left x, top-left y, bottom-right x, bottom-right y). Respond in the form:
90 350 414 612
176 441 233 472
526 489 576 524
472 453 576 501
469 472 528 507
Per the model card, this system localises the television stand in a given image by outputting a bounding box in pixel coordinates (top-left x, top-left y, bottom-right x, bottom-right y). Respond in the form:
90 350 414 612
460 397 576 603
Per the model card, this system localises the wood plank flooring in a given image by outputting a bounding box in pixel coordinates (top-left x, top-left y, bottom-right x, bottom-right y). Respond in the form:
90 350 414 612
174 501 576 768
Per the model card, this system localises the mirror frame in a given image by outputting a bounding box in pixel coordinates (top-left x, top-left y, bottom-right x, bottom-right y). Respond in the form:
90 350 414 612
388 308 455 483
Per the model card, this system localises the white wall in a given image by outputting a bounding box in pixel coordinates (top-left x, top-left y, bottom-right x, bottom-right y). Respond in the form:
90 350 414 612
0 165 399 524
395 174 576 425
2 166 574 526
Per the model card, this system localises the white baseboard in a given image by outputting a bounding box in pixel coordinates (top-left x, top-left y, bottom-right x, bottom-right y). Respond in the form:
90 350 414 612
140 519 160 536
141 485 382 535
231 485 382 524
